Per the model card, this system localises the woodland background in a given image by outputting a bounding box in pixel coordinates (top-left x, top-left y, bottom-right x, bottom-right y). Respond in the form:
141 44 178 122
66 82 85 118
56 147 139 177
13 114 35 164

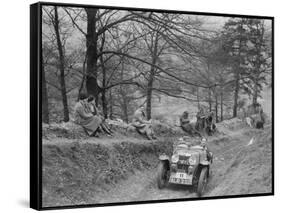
42 6 272 125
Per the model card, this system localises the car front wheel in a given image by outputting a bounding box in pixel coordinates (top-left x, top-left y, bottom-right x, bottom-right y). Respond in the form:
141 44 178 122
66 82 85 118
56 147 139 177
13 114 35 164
157 161 168 189
197 167 208 196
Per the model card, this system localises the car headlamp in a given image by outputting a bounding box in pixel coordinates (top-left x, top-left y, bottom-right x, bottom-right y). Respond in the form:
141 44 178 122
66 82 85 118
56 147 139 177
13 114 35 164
189 155 196 165
171 154 179 163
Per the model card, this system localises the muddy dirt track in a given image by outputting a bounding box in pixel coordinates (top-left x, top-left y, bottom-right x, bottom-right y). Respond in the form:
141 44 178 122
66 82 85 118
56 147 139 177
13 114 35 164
92 128 253 203
94 169 197 204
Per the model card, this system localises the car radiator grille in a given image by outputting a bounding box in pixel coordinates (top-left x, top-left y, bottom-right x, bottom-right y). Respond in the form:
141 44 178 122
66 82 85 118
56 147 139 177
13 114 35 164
177 155 189 171
177 164 189 171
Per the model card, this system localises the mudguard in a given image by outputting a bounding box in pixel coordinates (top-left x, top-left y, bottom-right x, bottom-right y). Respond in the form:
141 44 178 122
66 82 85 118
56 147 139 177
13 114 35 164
159 154 170 161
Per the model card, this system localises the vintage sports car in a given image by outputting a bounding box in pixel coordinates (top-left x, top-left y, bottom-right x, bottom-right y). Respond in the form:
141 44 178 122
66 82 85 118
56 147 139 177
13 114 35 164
157 137 213 196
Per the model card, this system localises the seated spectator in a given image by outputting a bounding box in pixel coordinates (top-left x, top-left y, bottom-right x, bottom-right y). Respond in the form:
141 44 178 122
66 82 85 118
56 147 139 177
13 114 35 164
132 106 156 140
74 93 102 137
180 111 190 127
87 95 113 136
180 111 201 137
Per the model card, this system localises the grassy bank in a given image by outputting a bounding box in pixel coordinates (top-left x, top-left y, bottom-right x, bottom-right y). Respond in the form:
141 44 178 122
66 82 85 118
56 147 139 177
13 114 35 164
42 138 173 207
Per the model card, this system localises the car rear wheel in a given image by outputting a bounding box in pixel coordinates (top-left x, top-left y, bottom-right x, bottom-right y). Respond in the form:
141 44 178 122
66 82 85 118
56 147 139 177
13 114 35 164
197 167 208 196
157 161 168 189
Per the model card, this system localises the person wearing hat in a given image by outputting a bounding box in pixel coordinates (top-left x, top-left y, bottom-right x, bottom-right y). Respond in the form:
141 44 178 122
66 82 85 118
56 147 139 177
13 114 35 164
132 106 156 140
74 92 102 137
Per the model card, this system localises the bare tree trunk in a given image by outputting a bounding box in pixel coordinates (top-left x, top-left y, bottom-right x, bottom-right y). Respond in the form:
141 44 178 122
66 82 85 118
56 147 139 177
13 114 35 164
42 63 49 123
252 21 265 109
120 88 129 123
54 6 69 122
119 63 129 122
215 93 218 123
101 89 108 118
123 102 129 123
77 55 87 101
252 73 259 107
85 8 99 103
208 88 212 112
233 29 244 118
101 55 108 118
146 32 159 120
146 70 154 120
197 87 200 110
220 89 223 121
109 89 113 119
233 72 239 118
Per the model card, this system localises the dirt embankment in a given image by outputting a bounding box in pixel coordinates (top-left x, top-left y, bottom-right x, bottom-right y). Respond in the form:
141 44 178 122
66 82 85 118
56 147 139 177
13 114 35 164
42 137 174 207
42 119 272 207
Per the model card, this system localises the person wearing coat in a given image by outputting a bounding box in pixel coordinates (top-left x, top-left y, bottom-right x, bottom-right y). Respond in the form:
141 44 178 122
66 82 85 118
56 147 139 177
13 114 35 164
195 106 206 131
74 93 102 137
87 95 113 136
132 106 156 140
180 111 190 130
180 111 201 137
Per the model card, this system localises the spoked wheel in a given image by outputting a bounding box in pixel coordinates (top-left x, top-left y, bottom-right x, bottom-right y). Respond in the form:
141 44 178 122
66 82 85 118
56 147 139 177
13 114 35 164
197 167 208 197
157 161 168 189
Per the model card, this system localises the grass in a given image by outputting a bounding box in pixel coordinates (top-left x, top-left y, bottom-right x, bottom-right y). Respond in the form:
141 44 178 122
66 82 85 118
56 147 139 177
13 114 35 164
42 137 174 207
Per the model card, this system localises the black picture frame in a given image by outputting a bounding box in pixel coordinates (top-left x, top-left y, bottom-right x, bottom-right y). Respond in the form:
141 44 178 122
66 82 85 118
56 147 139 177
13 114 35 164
30 1 274 210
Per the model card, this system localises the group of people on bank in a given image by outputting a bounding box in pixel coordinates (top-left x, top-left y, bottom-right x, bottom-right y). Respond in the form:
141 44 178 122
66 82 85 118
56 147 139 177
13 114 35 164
180 107 216 136
74 93 156 139
74 92 216 140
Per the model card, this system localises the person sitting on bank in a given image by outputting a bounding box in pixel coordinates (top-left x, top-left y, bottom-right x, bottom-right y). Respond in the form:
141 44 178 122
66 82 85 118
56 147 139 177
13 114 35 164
87 95 113 136
132 106 157 140
74 93 102 137
180 111 190 126
180 111 201 137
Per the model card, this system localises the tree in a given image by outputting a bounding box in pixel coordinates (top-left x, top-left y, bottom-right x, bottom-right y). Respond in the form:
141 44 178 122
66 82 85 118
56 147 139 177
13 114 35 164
42 7 272 124
42 58 50 123
52 6 70 122
41 42 54 124
243 19 271 108
68 9 137 104
222 18 249 117
85 8 100 102
42 6 84 122
135 22 169 120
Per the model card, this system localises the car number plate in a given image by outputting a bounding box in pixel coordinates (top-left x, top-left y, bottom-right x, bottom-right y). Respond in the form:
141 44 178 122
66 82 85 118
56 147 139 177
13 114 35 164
169 173 192 185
